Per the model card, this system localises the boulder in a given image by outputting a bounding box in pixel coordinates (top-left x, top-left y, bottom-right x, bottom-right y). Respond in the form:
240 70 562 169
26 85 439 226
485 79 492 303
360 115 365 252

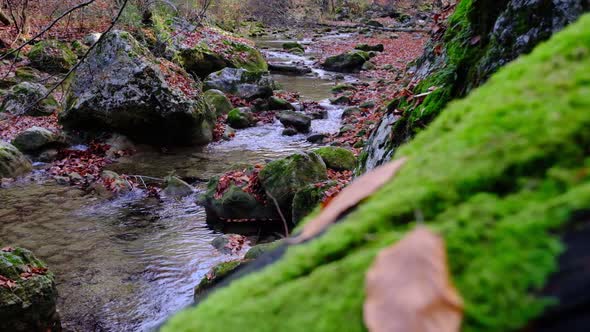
204 68 277 100
313 146 357 171
0 247 61 332
204 89 233 116
282 42 304 53
282 127 298 136
11 127 64 152
322 50 369 72
277 111 312 133
60 31 215 145
1 82 59 116
355 43 384 52
83 33 102 46
259 151 327 215
0 142 32 178
0 67 43 89
28 40 77 74
227 108 255 129
203 181 277 222
174 38 267 79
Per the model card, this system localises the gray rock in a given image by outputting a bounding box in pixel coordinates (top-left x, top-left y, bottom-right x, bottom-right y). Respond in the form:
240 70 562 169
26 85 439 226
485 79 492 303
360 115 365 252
277 111 312 133
268 63 312 75
163 175 194 198
204 68 277 100
282 127 299 136
0 142 32 178
60 31 214 145
11 127 64 152
83 32 102 46
322 50 369 73
1 82 59 116
227 107 256 129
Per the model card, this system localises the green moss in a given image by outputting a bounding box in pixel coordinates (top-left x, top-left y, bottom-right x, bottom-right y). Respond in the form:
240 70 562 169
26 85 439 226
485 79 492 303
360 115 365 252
245 241 283 260
28 40 77 73
313 147 356 171
194 260 243 300
292 181 337 224
164 13 590 332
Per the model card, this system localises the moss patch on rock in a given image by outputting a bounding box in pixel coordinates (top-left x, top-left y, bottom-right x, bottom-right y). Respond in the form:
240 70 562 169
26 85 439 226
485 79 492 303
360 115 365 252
163 14 590 332
28 40 77 73
313 147 356 171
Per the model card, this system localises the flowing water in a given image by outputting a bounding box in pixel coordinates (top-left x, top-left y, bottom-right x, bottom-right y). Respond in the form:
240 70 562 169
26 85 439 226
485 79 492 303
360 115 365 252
0 37 346 331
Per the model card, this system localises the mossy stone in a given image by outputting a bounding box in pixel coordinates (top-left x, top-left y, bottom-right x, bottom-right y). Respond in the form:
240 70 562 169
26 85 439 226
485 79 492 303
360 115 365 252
227 108 255 129
0 142 32 178
204 89 233 116
28 40 77 73
314 146 357 171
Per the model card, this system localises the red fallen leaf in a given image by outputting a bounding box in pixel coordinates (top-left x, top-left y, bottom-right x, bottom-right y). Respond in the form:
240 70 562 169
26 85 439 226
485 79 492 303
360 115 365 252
1 247 14 252
470 35 482 45
0 275 17 289
434 44 443 56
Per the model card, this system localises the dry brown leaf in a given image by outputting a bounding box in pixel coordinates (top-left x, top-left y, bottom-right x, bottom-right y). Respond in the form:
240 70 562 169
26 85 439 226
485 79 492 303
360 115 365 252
364 227 463 332
290 158 407 244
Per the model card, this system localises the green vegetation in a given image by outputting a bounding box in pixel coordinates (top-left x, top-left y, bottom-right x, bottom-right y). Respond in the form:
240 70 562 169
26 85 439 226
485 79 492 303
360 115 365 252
163 14 590 332
314 147 357 171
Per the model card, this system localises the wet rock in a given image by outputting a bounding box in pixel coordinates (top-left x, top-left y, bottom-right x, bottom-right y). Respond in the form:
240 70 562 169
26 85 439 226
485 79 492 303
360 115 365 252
92 170 133 197
329 94 352 105
313 146 357 171
1 82 59 116
259 151 328 216
244 240 283 260
223 126 236 141
194 260 244 302
204 89 233 116
0 67 43 89
331 84 355 93
268 63 312 75
292 181 338 223
203 180 277 223
211 234 249 255
60 31 214 145
282 42 304 52
0 247 61 332
282 127 299 136
362 61 376 71
11 127 64 152
227 107 256 129
204 68 277 100
322 50 369 72
268 96 295 111
342 107 361 119
38 149 59 163
0 142 32 178
28 39 77 73
307 133 327 144
366 20 384 28
105 134 136 159
308 109 328 120
355 43 384 52
277 111 312 133
163 175 194 198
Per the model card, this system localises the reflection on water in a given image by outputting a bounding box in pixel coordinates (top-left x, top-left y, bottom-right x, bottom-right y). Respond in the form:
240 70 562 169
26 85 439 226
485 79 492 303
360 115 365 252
0 36 346 331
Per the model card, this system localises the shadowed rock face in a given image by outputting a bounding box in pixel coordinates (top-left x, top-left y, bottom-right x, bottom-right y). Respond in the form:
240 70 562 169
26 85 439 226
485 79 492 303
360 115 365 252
60 30 214 145
0 142 32 178
361 0 590 172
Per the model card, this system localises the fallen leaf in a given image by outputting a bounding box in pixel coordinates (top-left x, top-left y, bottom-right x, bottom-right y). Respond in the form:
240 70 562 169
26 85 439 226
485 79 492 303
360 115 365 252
1 247 14 252
290 158 407 243
0 275 17 289
364 227 463 332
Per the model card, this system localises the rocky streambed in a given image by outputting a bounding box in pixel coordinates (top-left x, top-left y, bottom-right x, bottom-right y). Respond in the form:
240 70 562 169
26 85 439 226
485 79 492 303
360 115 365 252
0 32 355 331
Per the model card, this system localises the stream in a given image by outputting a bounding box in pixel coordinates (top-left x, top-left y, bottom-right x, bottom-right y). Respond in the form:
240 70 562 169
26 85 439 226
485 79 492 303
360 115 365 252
0 35 353 331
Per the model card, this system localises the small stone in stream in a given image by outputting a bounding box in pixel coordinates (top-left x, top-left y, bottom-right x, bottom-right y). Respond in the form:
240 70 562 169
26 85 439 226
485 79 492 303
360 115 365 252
105 134 136 159
307 134 327 144
339 125 355 135
227 108 255 129
54 176 70 185
268 96 295 111
309 109 328 120
268 63 312 75
282 127 299 136
313 146 357 171
211 234 249 255
277 111 312 133
92 170 132 197
11 127 64 152
223 126 236 141
38 149 59 162
282 42 304 52
163 175 194 198
322 50 369 73
329 95 352 105
342 107 362 119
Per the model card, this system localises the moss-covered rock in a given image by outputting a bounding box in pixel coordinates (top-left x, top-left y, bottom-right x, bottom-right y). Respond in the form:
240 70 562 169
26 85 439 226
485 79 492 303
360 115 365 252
28 40 77 74
355 43 384 52
313 147 356 171
60 30 214 145
322 50 369 72
244 241 283 260
0 142 32 178
268 96 295 111
259 151 327 218
227 107 255 129
194 260 244 302
204 89 233 116
163 175 194 198
292 181 338 224
331 84 355 93
282 42 304 53
163 14 590 332
11 127 64 152
0 247 60 332
1 82 59 116
204 68 277 100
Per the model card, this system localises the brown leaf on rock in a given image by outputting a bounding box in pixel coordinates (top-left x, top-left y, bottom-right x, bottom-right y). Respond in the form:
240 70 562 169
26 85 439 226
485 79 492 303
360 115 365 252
364 227 463 332
0 275 17 289
290 158 407 243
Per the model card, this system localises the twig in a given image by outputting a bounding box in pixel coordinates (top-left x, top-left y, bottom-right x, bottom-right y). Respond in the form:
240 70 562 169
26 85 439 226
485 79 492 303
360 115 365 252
266 190 289 238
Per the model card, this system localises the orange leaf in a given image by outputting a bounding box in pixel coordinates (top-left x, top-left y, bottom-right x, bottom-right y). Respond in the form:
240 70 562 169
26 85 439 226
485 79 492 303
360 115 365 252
364 227 463 332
